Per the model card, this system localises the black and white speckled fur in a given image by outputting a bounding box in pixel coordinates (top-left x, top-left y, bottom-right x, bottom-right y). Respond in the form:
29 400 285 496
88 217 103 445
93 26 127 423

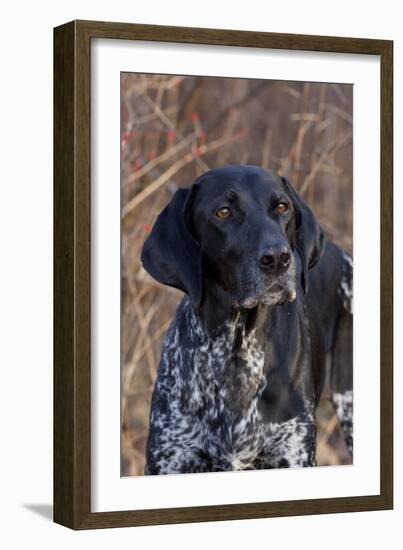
333 390 353 456
147 297 316 473
142 166 353 474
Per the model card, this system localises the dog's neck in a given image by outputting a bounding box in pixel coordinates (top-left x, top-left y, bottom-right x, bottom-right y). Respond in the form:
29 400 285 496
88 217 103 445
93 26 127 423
196 279 270 339
187 280 306 415
188 282 269 412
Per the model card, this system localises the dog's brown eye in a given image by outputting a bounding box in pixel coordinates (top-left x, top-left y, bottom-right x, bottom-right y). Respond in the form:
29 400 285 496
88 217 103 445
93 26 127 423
275 202 289 215
215 207 232 219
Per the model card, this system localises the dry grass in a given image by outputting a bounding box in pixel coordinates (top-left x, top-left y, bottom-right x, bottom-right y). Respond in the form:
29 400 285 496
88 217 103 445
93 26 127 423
121 74 353 476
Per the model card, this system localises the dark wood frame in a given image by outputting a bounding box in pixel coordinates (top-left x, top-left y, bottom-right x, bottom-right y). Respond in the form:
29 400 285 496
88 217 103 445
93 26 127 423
54 19 393 530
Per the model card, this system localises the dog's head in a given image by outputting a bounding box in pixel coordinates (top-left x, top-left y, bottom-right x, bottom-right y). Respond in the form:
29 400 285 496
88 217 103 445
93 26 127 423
141 165 324 309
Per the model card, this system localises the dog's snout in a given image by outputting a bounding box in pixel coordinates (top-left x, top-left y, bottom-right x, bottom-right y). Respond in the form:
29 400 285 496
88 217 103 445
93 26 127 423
259 246 291 274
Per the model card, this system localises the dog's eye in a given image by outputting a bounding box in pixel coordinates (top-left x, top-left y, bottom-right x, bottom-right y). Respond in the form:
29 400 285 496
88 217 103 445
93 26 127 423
275 202 289 215
215 207 232 219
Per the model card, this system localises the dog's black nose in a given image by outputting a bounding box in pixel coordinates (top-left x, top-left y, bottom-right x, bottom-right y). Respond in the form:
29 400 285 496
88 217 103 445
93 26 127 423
259 247 291 273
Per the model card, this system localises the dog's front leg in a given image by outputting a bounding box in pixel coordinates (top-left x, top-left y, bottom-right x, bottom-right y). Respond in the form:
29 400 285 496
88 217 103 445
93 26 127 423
146 443 211 475
146 413 213 475
256 411 316 469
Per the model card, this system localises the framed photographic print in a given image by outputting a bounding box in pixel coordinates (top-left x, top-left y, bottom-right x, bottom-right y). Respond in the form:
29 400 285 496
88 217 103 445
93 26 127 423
54 20 393 529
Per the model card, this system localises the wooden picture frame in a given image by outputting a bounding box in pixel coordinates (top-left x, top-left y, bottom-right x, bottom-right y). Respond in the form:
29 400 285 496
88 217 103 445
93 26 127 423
54 19 393 529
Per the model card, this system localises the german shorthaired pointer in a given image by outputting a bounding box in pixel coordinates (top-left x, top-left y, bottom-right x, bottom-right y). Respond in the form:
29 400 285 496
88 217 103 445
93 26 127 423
141 165 353 474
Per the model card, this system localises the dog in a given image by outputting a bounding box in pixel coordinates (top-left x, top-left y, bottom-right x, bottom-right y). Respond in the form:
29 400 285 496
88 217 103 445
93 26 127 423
141 165 353 474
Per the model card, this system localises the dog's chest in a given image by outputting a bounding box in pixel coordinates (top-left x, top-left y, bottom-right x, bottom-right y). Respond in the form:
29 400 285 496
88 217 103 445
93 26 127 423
184 323 268 469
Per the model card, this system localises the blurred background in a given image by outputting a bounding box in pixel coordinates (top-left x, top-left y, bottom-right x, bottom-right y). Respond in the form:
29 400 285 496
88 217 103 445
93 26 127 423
121 73 353 476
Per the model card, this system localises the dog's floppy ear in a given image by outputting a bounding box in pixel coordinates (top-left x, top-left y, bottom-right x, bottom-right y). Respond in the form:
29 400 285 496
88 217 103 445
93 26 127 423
281 176 325 293
141 186 203 307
